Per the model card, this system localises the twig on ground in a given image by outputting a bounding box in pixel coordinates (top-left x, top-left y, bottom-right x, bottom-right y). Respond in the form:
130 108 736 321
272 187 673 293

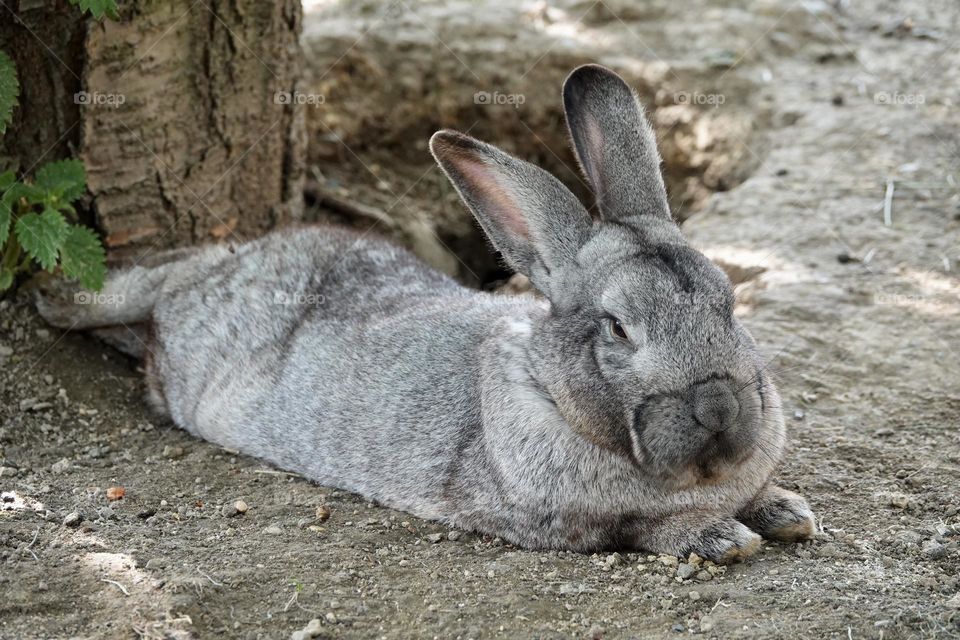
197 565 223 587
711 597 730 613
253 469 303 478
883 180 895 226
101 578 130 596
25 526 39 561
904 463 930 479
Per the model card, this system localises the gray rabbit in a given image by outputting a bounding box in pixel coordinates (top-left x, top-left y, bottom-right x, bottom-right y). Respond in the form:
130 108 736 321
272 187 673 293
37 64 814 561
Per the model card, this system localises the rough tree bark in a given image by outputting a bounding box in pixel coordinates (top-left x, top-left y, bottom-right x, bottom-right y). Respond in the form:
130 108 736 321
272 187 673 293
1 0 305 259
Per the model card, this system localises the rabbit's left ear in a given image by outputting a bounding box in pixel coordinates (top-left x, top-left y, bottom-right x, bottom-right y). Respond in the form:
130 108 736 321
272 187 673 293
430 130 591 296
563 64 671 223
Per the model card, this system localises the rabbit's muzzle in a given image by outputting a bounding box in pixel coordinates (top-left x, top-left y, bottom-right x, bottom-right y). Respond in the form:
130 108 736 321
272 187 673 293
691 379 741 433
631 375 764 487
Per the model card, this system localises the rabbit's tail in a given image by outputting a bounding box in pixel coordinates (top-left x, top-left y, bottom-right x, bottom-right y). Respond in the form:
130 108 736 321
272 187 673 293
34 248 197 358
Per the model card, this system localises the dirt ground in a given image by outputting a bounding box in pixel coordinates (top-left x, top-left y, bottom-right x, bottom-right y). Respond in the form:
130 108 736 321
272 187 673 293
2 0 960 638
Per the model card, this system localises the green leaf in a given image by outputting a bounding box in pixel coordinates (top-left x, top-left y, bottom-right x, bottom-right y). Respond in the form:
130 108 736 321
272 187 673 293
0 170 14 192
0 50 18 135
0 268 13 292
15 208 68 272
1 172 15 246
3 181 45 207
0 170 13 244
35 159 86 203
68 0 120 20
0 198 10 247
59 225 106 291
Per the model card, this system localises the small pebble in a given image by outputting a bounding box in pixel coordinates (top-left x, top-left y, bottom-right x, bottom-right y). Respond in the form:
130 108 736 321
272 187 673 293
290 618 323 640
923 541 947 560
447 530 462 542
263 525 283 535
234 500 249 514
425 532 444 544
677 563 696 580
887 493 911 509
659 555 679 568
894 530 923 546
63 512 83 528
689 590 701 601
836 251 856 264
315 505 331 522
587 625 605 639
162 445 184 459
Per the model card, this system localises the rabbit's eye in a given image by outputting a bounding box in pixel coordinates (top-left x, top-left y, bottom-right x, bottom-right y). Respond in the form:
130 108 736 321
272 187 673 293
608 317 631 343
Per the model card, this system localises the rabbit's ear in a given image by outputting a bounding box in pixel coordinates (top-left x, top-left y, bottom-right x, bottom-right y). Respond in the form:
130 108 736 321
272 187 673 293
430 130 591 293
563 64 670 222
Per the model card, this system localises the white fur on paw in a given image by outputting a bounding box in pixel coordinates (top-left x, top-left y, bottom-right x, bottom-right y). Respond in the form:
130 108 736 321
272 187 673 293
761 491 816 542
692 520 762 564
717 530 762 563
768 506 815 542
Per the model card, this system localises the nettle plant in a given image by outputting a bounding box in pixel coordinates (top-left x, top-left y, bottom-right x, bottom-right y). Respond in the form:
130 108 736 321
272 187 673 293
0 160 106 292
0 0 119 293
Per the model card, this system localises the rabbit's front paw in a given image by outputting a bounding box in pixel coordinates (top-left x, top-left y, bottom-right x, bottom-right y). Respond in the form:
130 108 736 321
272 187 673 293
639 514 761 564
33 274 83 329
684 519 762 563
738 485 816 543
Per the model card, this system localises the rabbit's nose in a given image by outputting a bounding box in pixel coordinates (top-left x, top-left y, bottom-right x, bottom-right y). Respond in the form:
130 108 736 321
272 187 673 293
692 380 740 433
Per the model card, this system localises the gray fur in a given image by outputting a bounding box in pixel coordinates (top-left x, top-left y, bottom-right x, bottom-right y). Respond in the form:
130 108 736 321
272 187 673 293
563 64 669 221
36 65 813 560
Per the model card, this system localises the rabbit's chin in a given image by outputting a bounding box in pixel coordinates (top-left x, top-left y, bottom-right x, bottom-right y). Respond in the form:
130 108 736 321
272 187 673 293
648 458 740 492
636 430 763 491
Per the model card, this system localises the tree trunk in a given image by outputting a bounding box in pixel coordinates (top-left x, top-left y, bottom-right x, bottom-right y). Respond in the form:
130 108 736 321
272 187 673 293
0 2 86 176
1 0 305 259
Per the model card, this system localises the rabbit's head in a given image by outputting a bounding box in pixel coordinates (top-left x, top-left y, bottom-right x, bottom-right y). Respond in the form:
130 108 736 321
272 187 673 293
430 65 784 489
